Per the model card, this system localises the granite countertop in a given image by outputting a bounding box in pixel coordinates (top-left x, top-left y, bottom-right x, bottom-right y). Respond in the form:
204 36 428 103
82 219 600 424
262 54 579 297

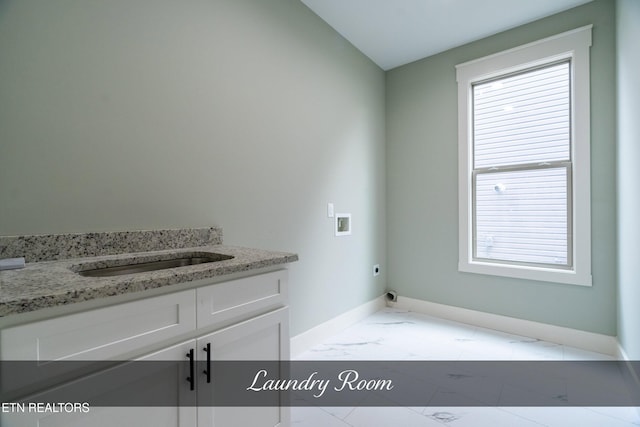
0 228 298 318
0 245 297 317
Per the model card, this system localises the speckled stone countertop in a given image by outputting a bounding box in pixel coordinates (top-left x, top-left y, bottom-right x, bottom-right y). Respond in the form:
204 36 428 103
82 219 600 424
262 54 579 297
0 228 298 317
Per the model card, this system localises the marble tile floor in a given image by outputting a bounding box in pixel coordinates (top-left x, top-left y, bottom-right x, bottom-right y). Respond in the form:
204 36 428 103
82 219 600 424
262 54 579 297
291 308 640 426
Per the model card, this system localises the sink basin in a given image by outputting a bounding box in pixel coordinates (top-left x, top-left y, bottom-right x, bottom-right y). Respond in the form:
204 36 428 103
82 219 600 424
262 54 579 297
76 252 234 277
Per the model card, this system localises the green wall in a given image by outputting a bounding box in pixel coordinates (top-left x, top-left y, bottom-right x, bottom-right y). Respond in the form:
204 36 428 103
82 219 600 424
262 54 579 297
0 0 387 336
386 0 617 335
616 0 640 358
2 0 632 341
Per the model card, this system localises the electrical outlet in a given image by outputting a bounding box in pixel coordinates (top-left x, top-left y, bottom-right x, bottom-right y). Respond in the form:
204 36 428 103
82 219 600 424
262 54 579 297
373 264 380 277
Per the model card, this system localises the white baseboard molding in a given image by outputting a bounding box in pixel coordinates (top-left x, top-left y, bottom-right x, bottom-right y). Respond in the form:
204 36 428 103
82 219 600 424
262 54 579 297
291 294 620 358
618 344 640 381
392 296 619 357
290 295 386 358
618 344 640 419
617 342 630 361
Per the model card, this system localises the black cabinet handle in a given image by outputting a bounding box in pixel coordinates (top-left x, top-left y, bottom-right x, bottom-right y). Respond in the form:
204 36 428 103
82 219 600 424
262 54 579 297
186 349 195 391
203 342 211 383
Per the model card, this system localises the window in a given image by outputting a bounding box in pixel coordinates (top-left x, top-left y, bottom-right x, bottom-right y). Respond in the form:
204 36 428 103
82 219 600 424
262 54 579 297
456 26 592 286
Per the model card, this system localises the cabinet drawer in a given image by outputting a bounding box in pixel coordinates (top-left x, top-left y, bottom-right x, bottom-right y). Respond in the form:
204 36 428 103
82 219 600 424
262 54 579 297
197 270 287 328
1 290 196 361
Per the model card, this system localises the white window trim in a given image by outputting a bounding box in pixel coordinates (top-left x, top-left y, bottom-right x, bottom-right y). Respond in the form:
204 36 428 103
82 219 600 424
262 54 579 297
456 25 592 286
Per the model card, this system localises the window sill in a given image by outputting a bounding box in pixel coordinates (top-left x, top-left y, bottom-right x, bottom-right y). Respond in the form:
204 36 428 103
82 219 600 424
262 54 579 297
458 260 592 287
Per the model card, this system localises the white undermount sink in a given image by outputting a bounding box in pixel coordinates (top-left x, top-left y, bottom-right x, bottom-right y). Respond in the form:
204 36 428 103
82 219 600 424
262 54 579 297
74 252 234 277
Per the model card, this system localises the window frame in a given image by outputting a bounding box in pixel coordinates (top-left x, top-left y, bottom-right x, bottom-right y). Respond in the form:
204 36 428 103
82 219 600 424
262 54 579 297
456 25 592 286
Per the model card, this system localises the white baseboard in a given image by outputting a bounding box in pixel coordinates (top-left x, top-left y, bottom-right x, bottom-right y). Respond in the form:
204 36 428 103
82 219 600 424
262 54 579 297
291 294 620 357
290 295 386 358
618 344 640 382
618 342 630 361
392 296 619 357
618 344 640 419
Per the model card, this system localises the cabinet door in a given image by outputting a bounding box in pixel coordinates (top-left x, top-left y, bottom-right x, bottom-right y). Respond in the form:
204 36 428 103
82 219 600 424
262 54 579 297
0 341 198 427
196 308 290 427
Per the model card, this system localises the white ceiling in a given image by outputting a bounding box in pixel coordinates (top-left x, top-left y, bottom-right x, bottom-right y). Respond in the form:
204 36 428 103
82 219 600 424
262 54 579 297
301 0 593 70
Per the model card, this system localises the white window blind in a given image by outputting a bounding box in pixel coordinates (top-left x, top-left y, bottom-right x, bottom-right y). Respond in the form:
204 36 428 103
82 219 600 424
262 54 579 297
473 62 570 168
471 61 572 267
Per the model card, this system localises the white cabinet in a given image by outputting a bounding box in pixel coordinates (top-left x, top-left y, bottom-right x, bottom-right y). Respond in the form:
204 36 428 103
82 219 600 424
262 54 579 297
0 270 290 427
0 340 197 427
1 289 197 361
197 308 289 427
196 270 287 329
1 290 196 393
